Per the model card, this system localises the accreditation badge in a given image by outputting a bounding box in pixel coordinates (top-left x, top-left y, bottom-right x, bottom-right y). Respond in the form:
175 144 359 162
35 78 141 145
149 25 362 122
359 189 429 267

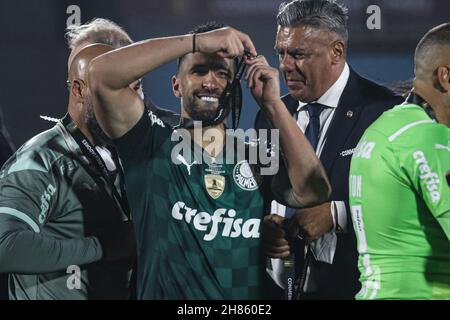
204 174 225 199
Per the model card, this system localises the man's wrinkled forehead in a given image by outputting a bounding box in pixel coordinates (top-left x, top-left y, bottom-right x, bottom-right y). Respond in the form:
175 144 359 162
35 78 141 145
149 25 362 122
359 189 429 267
275 25 328 50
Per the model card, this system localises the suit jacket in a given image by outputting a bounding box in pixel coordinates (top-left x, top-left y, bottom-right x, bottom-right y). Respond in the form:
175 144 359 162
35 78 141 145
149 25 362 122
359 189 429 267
255 68 403 299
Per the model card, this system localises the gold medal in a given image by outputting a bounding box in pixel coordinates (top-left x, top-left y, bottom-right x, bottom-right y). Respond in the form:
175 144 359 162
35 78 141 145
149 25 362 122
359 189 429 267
204 174 225 199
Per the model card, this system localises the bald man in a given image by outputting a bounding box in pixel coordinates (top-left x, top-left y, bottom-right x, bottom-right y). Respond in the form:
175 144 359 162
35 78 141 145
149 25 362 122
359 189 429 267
0 44 135 300
67 44 114 145
349 23 450 299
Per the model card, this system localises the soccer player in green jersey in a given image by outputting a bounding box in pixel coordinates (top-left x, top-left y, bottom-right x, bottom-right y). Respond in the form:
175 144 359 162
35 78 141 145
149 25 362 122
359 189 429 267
349 23 450 299
88 22 331 299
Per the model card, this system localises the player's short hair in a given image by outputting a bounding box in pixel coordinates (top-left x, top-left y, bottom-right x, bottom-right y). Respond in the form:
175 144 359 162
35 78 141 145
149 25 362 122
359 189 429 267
65 18 133 50
415 23 450 75
277 0 348 43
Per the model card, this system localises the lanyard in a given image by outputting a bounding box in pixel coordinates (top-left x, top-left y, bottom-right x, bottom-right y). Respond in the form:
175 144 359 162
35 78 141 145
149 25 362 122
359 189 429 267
61 114 130 220
281 213 313 300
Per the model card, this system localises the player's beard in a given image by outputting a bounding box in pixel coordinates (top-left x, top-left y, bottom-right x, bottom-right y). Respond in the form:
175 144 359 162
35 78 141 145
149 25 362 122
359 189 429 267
84 96 110 146
183 88 230 124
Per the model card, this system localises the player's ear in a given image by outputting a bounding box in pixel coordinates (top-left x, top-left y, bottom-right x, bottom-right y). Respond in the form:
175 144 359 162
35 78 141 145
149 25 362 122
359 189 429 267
436 65 450 92
71 79 84 98
330 40 345 65
172 75 182 98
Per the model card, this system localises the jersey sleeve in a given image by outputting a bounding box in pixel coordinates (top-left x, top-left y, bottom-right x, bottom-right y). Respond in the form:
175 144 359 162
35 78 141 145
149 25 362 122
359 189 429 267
113 108 171 170
0 161 103 273
0 213 103 273
0 163 59 228
395 126 450 240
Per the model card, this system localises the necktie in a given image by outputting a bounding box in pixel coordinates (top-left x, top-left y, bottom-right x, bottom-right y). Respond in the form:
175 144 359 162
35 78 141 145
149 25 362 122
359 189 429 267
304 103 324 151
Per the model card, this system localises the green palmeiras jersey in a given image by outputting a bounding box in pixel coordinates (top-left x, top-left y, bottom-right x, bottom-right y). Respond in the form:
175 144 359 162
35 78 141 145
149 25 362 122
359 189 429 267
114 109 273 299
349 103 450 299
0 117 133 299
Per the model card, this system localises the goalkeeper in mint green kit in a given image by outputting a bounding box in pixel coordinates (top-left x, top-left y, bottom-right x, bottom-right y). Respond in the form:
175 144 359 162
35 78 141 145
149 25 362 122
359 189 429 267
88 22 330 299
349 24 450 300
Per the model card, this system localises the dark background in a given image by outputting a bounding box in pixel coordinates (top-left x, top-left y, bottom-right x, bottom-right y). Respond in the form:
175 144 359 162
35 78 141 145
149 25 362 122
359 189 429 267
0 0 449 148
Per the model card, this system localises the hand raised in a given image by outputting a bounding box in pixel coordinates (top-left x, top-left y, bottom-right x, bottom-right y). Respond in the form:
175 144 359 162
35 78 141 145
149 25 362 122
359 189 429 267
195 27 257 59
244 55 282 110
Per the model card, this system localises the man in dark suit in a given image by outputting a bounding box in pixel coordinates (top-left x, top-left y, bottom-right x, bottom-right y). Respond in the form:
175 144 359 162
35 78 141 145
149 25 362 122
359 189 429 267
258 0 403 299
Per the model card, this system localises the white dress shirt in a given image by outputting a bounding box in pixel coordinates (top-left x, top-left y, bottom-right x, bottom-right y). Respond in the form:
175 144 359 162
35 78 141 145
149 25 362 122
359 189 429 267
267 63 350 291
